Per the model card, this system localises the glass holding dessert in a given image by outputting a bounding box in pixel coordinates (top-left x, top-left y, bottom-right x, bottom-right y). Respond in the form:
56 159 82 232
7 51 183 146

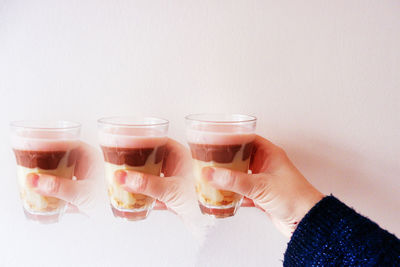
98 117 168 221
10 121 81 223
185 114 256 218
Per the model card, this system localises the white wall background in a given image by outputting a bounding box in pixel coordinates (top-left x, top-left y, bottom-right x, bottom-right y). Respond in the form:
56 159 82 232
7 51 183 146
0 0 399 266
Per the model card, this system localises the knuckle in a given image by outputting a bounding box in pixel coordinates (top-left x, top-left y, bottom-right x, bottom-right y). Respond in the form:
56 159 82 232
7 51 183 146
48 177 61 194
248 175 269 200
222 169 236 188
160 181 180 204
275 147 288 160
131 172 147 191
276 146 286 155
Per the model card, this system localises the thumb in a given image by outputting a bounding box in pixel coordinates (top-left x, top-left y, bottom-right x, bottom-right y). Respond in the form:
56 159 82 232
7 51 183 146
202 167 269 202
114 170 180 206
26 173 92 208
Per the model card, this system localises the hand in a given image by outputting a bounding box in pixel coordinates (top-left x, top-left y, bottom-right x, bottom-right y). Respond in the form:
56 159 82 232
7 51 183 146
114 138 214 240
26 141 103 216
202 135 324 237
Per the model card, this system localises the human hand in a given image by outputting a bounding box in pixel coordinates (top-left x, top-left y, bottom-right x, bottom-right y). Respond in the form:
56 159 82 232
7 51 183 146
26 141 104 216
114 138 214 240
202 135 324 237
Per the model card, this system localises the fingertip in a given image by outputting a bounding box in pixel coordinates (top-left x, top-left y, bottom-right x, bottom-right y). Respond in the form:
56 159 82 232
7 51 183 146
26 173 39 188
114 170 127 185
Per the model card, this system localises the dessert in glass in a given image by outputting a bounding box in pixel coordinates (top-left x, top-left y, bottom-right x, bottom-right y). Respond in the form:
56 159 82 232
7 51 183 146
186 114 256 218
98 117 168 221
10 120 81 223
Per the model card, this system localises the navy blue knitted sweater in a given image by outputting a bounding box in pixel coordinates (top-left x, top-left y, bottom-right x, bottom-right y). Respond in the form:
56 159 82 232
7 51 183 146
284 196 400 266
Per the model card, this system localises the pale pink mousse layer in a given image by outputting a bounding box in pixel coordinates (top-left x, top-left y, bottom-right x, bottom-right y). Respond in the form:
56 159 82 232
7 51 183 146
98 128 167 148
11 131 79 151
186 124 255 145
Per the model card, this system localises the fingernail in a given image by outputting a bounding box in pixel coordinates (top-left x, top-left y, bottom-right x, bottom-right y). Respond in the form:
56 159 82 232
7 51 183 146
115 170 127 185
27 173 39 188
202 167 215 181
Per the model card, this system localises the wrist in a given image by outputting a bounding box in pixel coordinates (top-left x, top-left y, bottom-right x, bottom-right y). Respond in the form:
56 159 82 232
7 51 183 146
292 189 324 232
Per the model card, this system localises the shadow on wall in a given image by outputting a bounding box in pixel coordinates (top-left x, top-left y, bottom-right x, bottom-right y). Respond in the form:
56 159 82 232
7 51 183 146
281 132 400 234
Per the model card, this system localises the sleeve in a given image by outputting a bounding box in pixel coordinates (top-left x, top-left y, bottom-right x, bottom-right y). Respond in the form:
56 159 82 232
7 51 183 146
283 195 400 266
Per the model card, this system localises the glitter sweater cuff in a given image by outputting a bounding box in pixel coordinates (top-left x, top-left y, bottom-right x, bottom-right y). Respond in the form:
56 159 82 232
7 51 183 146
284 195 400 266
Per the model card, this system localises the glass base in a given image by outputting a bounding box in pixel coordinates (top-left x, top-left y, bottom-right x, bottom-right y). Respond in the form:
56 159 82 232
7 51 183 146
23 208 63 224
198 199 242 218
110 205 152 221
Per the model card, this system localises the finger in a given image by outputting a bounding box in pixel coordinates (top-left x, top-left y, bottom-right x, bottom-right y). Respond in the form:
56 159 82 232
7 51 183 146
114 170 178 204
202 167 269 201
253 135 277 151
74 142 101 180
250 135 283 173
162 138 191 177
26 173 89 206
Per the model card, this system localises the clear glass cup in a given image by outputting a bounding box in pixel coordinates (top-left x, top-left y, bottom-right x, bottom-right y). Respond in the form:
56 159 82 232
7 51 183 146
185 114 257 218
10 120 81 223
98 117 169 221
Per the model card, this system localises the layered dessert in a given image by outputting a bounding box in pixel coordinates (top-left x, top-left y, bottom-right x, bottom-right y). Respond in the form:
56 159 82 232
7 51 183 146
187 127 255 218
99 129 167 220
12 135 79 222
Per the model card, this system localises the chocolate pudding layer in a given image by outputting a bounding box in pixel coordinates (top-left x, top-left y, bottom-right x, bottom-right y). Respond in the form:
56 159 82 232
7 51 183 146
100 145 166 166
189 142 253 163
13 149 79 170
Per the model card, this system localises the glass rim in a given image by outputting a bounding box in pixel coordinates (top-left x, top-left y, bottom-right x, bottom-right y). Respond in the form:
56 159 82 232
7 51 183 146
97 116 169 127
10 120 81 131
185 113 257 124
